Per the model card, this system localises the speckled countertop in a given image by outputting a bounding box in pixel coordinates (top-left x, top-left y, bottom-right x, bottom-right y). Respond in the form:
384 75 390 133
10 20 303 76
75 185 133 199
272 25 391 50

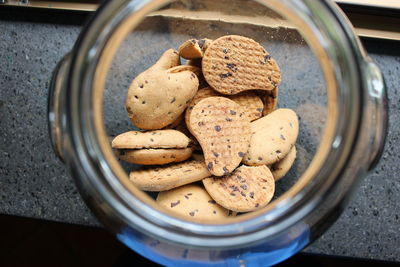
0 8 400 263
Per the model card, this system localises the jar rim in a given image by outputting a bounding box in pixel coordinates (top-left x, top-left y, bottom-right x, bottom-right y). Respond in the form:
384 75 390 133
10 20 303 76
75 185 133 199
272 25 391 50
65 0 364 248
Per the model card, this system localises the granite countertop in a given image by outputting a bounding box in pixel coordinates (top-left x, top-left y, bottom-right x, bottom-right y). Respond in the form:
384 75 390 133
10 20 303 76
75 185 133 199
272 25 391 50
1 8 400 263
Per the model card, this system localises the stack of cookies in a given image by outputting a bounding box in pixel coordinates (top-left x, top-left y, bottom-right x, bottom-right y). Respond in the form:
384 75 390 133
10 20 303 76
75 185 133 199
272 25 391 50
113 35 299 222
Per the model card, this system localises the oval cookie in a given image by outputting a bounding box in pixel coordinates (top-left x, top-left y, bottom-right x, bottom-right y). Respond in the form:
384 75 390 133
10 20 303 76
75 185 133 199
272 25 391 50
118 147 193 165
271 146 296 181
129 160 211 191
243 109 299 166
188 97 251 176
157 184 234 221
202 35 281 95
203 165 275 212
111 130 190 149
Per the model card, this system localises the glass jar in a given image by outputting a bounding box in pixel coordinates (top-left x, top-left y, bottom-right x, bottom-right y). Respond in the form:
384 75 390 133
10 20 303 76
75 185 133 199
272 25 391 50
48 0 388 266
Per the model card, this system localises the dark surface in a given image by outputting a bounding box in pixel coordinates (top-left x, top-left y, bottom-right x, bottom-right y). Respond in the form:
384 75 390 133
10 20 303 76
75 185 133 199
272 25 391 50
0 214 398 267
1 6 400 263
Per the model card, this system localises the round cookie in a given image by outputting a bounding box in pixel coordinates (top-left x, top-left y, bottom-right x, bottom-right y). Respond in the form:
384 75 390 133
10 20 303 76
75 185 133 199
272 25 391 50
188 97 251 176
126 49 199 130
203 165 275 212
243 109 299 166
118 147 193 165
157 184 234 221
228 91 264 122
202 35 281 95
111 130 190 149
271 146 297 181
129 160 211 191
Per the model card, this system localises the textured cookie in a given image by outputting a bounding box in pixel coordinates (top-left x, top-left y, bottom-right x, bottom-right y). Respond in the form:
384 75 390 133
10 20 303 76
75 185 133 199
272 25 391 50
118 147 193 165
188 97 251 176
179 38 212 59
156 184 234 221
126 49 199 129
129 160 211 191
271 146 296 181
202 35 281 95
243 109 299 166
185 87 221 126
203 165 275 212
111 130 190 149
260 87 279 116
228 91 264 122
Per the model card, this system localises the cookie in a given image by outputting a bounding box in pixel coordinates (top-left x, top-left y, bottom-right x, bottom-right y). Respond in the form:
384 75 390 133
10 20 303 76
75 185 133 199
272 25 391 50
118 147 193 165
179 38 212 59
167 65 207 88
203 165 275 212
129 160 211 191
202 35 281 95
185 87 221 126
111 130 190 149
271 146 296 181
188 97 251 176
228 91 264 122
260 87 279 116
243 109 299 166
156 184 234 221
126 49 199 130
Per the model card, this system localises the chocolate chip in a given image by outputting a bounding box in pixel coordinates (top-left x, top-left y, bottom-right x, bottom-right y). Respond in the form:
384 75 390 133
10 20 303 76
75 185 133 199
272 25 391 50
150 138 154 142
240 184 247 190
223 48 229 54
191 73 196 79
170 97 176 103
227 145 231 148
142 101 146 104
170 200 180 208
223 167 229 175
134 95 138 99
198 121 205 126
184 195 189 199
207 162 213 170
276 150 281 154
241 191 246 197
213 151 219 157
264 54 272 61
230 193 236 196
289 122 293 128
280 134 286 140
226 63 238 72
225 118 232 122
258 157 263 161
255 203 260 208
198 39 205 48
224 56 229 60
184 169 192 172
187 193 192 196
189 210 198 216
230 110 237 115
139 84 144 88
249 192 254 198
238 152 245 157
208 200 216 204
219 72 232 78
145 80 148 84
214 125 221 131
213 210 217 214
152 132 157 135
